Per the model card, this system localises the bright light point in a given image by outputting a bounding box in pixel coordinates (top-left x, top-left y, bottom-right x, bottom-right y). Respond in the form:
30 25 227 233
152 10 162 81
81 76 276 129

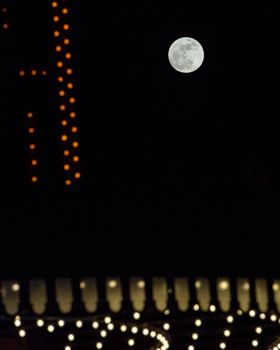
252 340 259 347
68 334 75 342
224 329 231 337
195 319 202 327
188 345 195 350
131 326 138 334
128 339 135 346
104 316 111 324
210 304 216 312
12 283 20 292
96 342 103 349
271 314 278 322
192 333 199 340
193 304 200 311
37 319 44 327
133 312 141 320
58 320 65 327
227 315 234 323
76 320 83 328
255 327 262 334
107 323 114 331
47 325 55 333
100 330 107 338
120 325 127 332
143 328 149 336
19 329 26 337
137 280 145 288
79 281 86 289
108 279 118 288
249 310 256 317
219 281 229 290
14 319 21 327
163 323 170 330
220 342 227 349
92 321 99 329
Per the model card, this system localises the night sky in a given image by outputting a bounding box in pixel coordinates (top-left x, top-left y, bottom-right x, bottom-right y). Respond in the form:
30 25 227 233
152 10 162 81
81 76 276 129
1 1 280 278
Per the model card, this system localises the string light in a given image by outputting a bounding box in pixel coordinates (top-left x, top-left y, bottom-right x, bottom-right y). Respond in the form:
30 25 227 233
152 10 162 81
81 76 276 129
51 0 81 186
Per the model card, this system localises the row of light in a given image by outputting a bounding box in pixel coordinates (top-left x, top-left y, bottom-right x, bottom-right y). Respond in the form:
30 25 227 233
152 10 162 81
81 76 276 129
1 6 9 30
19 69 48 77
80 279 146 290
195 279 280 292
14 314 170 350
51 0 81 186
26 112 39 183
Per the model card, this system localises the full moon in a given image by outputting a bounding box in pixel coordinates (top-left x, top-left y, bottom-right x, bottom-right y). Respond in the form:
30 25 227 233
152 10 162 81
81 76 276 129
168 37 204 73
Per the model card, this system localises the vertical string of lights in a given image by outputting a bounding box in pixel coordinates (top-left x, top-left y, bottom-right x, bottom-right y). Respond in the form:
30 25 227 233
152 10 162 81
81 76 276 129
18 71 48 184
51 0 81 186
1 5 9 30
26 112 40 183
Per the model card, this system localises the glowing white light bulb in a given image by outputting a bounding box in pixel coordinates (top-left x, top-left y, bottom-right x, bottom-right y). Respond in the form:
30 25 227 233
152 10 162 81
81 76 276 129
92 321 99 329
137 280 145 288
133 312 141 320
249 310 256 317
192 333 199 340
131 326 138 334
210 304 216 312
12 283 20 292
104 316 111 324
163 323 170 330
108 279 118 288
14 319 21 327
143 328 149 336
100 330 107 338
120 324 127 332
107 323 114 331
37 319 44 327
224 329 231 337
226 315 234 323
76 320 83 328
68 334 75 342
47 325 55 333
128 338 135 346
219 281 229 290
19 329 26 337
58 319 65 327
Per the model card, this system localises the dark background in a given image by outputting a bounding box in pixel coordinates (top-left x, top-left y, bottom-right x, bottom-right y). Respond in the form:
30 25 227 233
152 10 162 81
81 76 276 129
1 0 280 278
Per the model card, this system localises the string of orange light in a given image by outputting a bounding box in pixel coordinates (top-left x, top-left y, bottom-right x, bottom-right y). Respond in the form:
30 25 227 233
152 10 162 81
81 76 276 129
26 112 39 184
51 0 81 186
